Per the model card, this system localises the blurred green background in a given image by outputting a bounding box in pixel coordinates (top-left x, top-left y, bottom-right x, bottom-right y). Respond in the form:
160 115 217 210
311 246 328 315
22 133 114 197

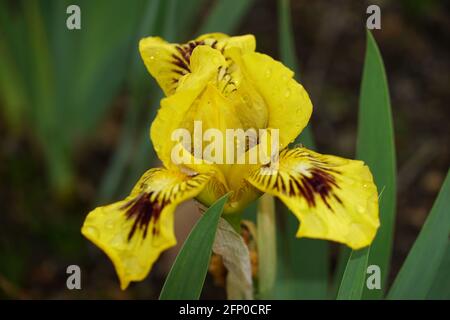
0 0 448 299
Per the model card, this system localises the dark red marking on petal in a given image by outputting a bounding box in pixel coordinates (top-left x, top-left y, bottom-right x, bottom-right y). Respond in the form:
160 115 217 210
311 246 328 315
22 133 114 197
171 53 190 73
122 192 166 241
175 40 205 67
267 167 342 211
300 168 338 209
170 40 207 85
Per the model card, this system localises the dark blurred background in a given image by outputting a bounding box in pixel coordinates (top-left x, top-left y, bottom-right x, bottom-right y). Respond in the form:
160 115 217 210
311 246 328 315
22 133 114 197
0 0 449 299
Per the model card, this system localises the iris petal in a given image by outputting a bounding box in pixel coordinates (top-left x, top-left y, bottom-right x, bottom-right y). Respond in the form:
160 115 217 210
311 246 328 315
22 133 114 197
246 147 379 249
240 52 313 148
81 168 211 289
139 34 255 96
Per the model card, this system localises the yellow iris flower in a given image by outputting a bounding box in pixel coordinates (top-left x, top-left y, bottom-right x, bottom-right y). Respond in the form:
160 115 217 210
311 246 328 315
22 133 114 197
81 33 379 290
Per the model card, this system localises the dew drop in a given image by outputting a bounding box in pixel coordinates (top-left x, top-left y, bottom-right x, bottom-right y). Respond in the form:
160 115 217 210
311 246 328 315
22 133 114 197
110 234 124 248
356 205 365 214
150 49 160 60
284 89 291 98
85 226 99 238
105 219 115 230
124 257 142 275
264 69 272 78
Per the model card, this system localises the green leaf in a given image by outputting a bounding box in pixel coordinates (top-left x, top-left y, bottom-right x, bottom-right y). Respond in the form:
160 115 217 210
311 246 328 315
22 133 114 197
357 30 397 299
427 239 450 300
337 247 370 300
336 30 396 300
275 0 328 300
388 170 450 299
159 194 230 300
198 0 255 34
331 246 351 296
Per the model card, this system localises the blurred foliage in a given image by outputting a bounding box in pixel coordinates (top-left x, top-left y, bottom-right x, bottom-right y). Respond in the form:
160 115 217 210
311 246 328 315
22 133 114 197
1 0 147 194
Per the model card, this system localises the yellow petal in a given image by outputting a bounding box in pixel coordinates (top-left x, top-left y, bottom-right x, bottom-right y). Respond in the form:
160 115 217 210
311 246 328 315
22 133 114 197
240 52 313 148
139 37 190 96
139 34 255 96
195 33 256 55
196 175 262 214
150 46 226 169
247 147 379 249
81 168 211 289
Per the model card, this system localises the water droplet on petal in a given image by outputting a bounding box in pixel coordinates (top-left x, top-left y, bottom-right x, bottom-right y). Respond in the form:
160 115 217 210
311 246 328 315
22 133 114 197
124 257 142 275
105 219 115 230
110 234 124 248
264 69 272 78
356 205 365 214
284 89 291 98
150 49 160 60
85 226 99 238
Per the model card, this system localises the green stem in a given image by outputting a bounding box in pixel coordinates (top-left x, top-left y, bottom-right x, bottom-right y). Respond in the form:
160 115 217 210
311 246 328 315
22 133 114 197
257 194 277 298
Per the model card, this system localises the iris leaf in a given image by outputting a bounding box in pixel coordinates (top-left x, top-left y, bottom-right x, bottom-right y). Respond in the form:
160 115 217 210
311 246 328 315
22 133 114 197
357 30 397 299
426 239 450 300
388 170 450 299
337 247 370 300
159 194 230 300
337 30 396 299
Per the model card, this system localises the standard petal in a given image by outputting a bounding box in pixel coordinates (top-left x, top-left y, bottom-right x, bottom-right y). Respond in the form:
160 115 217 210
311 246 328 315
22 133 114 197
139 37 191 96
240 52 313 148
246 147 379 249
139 34 255 96
81 168 211 289
150 46 228 167
195 33 256 55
